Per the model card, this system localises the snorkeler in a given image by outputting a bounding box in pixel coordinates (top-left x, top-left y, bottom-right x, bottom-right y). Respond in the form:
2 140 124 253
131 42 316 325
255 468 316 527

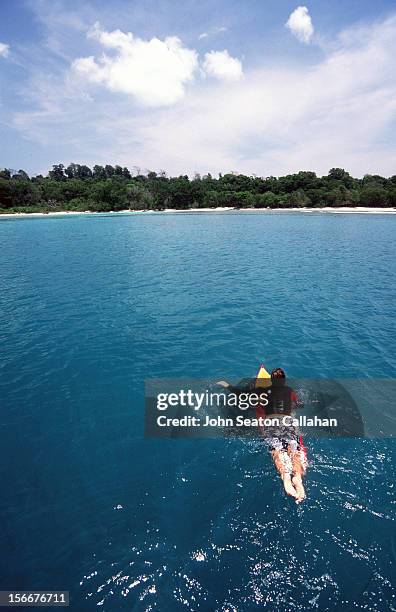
216 367 308 504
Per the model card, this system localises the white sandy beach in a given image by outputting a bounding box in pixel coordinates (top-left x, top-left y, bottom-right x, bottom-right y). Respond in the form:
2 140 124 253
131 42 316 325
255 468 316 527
1 206 396 218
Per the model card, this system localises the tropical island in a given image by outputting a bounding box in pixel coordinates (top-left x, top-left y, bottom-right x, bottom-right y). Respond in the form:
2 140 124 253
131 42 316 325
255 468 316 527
1 164 396 214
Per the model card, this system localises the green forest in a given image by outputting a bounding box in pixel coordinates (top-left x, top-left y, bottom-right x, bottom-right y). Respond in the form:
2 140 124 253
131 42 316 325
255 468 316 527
1 164 396 213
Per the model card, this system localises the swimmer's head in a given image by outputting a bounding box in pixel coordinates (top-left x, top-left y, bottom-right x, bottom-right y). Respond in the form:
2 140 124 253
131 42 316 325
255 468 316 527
271 368 286 384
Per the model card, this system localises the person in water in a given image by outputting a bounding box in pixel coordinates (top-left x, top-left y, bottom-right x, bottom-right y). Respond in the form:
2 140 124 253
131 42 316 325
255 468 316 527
216 368 307 503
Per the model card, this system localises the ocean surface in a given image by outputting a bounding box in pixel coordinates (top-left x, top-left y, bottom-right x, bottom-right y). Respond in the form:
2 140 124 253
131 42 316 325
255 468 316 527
0 211 395 611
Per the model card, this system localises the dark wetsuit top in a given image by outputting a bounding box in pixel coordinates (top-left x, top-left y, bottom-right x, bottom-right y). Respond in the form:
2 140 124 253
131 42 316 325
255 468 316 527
261 383 299 417
227 381 302 450
227 382 299 417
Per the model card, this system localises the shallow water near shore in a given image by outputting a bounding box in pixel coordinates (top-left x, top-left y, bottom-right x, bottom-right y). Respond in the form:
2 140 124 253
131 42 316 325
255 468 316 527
0 212 395 610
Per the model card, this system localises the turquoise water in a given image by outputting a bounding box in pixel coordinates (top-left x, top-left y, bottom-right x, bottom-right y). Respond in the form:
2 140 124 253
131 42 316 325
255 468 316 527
0 212 395 611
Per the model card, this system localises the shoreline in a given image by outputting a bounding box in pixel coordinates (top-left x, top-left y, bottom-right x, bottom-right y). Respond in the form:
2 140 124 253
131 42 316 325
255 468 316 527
1 206 396 218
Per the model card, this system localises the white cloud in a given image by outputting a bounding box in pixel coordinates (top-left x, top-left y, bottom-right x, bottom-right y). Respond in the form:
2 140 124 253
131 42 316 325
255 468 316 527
0 42 10 58
72 23 198 106
285 6 314 44
203 50 243 81
12 15 396 178
114 16 396 177
199 26 227 40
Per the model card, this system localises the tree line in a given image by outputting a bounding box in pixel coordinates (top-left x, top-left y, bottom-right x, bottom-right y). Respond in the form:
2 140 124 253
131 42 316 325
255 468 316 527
1 164 395 213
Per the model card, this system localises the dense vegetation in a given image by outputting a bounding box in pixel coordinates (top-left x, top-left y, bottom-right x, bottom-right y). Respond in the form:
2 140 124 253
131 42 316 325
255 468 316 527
1 164 396 213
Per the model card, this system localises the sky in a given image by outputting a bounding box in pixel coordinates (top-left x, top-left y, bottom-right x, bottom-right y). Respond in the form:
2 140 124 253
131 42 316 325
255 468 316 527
1 0 396 178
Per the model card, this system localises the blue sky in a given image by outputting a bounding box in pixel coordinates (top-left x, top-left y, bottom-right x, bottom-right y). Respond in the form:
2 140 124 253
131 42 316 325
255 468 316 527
1 0 396 177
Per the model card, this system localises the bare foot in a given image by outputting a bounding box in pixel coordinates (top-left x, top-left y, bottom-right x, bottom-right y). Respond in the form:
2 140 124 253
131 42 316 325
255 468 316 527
292 474 306 504
282 474 298 499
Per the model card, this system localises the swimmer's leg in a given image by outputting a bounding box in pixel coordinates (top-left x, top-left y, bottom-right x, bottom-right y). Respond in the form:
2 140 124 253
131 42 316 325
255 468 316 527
271 449 298 499
290 450 307 504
